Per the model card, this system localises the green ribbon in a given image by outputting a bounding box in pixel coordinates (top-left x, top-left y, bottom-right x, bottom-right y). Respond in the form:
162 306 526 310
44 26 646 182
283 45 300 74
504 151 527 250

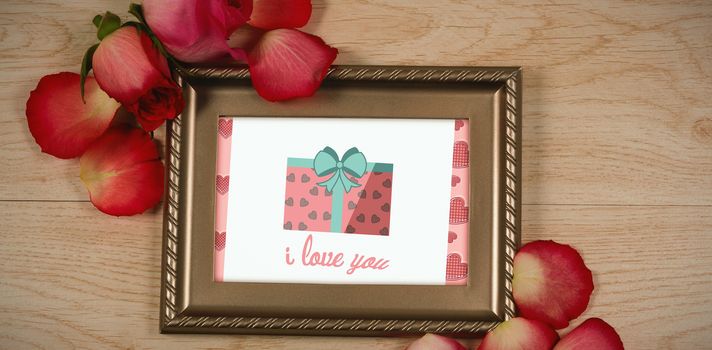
312 147 367 232
313 147 367 193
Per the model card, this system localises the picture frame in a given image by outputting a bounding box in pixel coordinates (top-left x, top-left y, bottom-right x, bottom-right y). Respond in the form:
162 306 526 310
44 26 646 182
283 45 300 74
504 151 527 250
160 65 522 336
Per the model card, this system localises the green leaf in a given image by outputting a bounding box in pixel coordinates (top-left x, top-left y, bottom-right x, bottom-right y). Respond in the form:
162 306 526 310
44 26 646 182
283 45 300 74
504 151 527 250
92 14 103 28
128 3 146 25
80 44 99 103
97 11 121 40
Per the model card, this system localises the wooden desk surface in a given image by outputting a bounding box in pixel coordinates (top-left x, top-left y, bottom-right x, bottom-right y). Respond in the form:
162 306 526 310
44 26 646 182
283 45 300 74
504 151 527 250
1 1 711 349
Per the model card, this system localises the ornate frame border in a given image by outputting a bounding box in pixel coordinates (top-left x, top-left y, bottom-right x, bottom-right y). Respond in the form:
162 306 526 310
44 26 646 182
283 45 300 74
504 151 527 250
161 65 521 335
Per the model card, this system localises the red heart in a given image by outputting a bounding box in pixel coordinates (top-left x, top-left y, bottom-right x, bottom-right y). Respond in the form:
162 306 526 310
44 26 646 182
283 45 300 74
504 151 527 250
451 175 460 187
215 231 226 251
446 253 468 280
452 141 469 168
449 197 469 224
455 119 465 131
448 231 458 243
216 175 230 195
218 118 233 138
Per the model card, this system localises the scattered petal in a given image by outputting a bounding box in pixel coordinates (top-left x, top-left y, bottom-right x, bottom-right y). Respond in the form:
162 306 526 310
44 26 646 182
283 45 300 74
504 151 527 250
92 27 183 131
478 318 558 350
143 0 250 62
513 240 594 329
553 318 624 350
26 72 120 159
249 0 312 30
248 29 337 101
80 127 164 216
406 334 466 350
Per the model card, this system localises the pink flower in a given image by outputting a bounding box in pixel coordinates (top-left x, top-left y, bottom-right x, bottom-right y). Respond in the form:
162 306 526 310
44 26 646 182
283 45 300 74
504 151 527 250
142 0 251 62
92 26 183 131
142 0 338 101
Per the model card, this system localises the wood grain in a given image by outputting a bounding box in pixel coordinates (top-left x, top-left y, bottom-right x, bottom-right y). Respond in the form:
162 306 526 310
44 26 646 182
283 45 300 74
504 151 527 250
1 1 711 204
1 0 711 349
1 203 710 349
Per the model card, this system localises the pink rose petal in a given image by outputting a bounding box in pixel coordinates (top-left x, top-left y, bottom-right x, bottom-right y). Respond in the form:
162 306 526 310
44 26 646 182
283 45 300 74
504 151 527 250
513 240 594 329
406 334 466 350
478 317 559 350
247 28 337 101
554 318 624 350
80 126 164 216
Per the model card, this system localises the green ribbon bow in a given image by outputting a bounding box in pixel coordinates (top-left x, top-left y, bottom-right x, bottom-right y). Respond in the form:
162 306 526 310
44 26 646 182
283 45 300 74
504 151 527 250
313 147 367 193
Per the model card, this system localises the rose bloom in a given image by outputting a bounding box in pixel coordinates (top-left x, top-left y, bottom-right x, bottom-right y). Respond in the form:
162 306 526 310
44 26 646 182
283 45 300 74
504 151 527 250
143 0 337 102
92 26 183 131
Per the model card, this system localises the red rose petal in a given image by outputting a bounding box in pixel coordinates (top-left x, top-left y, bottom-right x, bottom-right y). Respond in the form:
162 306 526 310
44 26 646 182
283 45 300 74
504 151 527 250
248 0 312 30
478 318 558 350
406 334 466 350
79 127 164 216
26 72 120 159
247 28 337 101
553 318 624 350
513 240 594 329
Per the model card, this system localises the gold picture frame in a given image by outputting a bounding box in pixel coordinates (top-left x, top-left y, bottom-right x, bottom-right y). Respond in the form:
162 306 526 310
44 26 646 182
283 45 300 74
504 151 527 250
160 65 522 336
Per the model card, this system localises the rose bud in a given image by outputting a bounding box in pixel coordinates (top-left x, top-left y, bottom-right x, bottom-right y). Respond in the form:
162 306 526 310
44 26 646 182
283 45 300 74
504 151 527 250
478 317 559 350
92 26 183 131
80 126 164 216
26 72 120 159
512 240 595 329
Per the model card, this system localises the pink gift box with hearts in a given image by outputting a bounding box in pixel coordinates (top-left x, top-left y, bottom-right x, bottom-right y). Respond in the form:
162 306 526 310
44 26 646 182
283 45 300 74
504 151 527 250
283 154 394 236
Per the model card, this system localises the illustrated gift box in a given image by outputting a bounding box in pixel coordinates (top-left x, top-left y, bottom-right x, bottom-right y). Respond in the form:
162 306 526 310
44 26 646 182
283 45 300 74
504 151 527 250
283 147 393 235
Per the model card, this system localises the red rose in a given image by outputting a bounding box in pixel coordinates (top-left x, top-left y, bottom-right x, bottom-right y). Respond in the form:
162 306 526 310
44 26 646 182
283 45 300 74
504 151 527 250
92 26 183 131
128 84 183 131
143 0 337 101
